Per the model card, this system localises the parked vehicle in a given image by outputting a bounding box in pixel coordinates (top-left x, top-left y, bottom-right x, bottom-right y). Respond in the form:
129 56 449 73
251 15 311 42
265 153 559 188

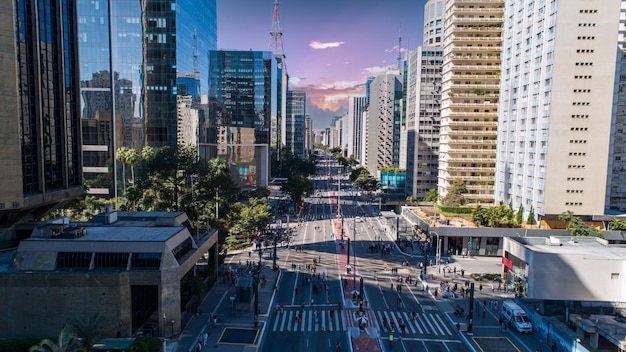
501 301 532 333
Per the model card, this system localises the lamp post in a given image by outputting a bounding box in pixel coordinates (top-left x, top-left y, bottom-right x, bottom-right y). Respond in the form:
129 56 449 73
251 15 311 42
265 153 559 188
274 219 281 270
431 231 440 273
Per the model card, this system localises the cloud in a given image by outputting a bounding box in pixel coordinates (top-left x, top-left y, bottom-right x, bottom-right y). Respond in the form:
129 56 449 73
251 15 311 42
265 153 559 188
384 45 408 53
309 40 345 49
293 80 365 112
289 76 301 85
362 65 395 75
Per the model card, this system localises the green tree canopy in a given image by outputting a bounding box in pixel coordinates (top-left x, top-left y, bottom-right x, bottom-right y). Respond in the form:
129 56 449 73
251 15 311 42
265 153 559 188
441 179 467 207
424 188 438 203
229 197 272 241
355 175 380 193
558 210 601 237
29 325 84 352
350 166 370 182
610 217 626 231
282 174 314 208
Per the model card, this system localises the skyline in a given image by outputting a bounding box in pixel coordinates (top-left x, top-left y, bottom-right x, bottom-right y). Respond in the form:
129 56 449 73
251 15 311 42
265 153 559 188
217 0 428 128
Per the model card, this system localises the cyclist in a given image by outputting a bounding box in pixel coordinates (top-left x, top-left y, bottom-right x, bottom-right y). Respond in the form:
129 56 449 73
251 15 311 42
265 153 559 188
335 340 341 352
382 316 388 328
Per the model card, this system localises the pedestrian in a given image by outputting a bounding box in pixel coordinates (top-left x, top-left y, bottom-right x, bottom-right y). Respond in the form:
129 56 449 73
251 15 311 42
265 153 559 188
479 284 483 292
203 332 208 346
482 308 486 319
499 317 503 331
213 315 217 325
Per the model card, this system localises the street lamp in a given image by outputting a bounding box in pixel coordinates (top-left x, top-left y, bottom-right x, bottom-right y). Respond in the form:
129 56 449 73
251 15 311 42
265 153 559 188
430 231 440 273
273 219 281 270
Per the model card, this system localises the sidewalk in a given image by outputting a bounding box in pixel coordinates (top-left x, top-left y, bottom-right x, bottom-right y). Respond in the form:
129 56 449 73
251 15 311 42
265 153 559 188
382 222 556 352
167 249 280 352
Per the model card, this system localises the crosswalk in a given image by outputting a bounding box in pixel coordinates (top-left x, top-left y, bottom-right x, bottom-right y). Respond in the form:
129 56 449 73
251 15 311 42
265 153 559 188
270 308 453 336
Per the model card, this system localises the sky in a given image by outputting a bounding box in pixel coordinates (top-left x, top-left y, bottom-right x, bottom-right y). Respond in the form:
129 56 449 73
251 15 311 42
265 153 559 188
217 0 428 129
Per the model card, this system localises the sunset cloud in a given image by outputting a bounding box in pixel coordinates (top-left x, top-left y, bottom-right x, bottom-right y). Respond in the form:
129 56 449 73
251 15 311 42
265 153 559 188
363 65 395 75
292 80 365 111
309 40 345 49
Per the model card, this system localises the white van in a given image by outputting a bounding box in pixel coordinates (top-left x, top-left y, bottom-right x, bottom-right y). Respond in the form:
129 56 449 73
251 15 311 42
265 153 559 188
501 300 532 333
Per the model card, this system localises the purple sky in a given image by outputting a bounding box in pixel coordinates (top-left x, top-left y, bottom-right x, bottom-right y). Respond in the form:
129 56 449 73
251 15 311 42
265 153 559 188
217 0 427 128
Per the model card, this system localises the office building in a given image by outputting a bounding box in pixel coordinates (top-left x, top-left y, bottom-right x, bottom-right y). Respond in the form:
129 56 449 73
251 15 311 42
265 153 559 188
304 115 313 156
0 210 218 338
203 50 276 190
0 0 84 245
286 90 306 158
423 0 444 46
405 47 443 199
364 73 403 176
77 0 217 197
348 96 368 163
438 0 504 205
495 0 622 218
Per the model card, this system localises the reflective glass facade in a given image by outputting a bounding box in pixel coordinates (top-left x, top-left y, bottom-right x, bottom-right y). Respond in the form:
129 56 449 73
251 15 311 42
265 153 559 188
77 0 217 197
286 90 306 158
202 51 275 189
15 0 82 194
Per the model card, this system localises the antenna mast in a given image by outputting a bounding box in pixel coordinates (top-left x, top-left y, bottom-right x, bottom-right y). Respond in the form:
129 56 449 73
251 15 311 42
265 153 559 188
397 32 402 72
269 0 287 71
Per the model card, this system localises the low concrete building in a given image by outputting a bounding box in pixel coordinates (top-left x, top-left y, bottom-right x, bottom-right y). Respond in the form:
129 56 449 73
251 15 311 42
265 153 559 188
502 236 626 302
0 211 218 339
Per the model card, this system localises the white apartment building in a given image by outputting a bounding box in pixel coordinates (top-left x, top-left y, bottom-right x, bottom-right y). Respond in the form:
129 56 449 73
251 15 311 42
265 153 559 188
405 47 443 199
364 73 403 176
438 0 504 205
423 0 445 46
347 96 367 162
495 0 622 218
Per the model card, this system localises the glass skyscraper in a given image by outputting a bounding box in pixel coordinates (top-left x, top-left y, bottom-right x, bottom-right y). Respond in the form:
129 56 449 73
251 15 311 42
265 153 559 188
77 0 217 197
203 50 276 190
0 0 83 245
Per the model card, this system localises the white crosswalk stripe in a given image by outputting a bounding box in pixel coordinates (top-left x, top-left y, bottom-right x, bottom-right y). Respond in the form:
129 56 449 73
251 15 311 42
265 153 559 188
271 309 453 335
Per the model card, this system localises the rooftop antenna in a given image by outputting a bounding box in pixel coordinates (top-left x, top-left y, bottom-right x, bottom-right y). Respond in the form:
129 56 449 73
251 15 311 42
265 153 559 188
397 27 402 72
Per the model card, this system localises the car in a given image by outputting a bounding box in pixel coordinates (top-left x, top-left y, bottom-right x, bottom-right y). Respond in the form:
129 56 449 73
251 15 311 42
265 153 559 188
355 216 363 222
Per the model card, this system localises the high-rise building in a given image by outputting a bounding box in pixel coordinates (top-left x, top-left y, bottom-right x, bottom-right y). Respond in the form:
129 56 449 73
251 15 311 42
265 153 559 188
347 96 368 162
496 0 623 218
607 1 626 212
77 0 217 197
304 115 313 156
286 90 306 158
203 50 276 190
423 0 444 46
405 47 443 199
438 0 504 205
0 0 83 244
364 73 403 176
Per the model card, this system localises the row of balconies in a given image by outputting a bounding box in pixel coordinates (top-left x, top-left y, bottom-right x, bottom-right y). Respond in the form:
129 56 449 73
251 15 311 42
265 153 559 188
444 138 497 145
442 111 499 118
445 119 498 126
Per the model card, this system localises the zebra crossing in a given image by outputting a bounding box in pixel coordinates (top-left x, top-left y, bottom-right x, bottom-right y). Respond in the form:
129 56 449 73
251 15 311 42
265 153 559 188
271 308 346 332
270 308 453 336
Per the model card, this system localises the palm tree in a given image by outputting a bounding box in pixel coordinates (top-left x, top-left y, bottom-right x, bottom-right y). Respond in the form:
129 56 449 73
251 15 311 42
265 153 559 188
29 325 84 352
71 313 109 352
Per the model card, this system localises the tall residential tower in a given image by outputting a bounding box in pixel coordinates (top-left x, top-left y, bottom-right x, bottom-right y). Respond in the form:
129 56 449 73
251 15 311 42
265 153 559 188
438 0 504 205
495 0 623 218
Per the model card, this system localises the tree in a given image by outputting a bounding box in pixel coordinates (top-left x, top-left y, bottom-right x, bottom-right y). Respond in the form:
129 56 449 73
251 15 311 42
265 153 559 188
229 197 271 241
441 179 467 207
526 206 535 225
282 174 314 209
70 313 110 352
558 210 601 237
29 325 84 352
350 166 370 182
424 189 438 203
355 176 379 194
610 217 626 231
515 204 524 225
128 336 162 352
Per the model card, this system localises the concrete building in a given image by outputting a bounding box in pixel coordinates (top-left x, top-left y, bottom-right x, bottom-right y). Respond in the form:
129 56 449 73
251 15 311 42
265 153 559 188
438 0 504 205
0 0 84 246
503 236 626 302
405 47 443 199
423 0 445 46
347 96 368 162
0 210 219 339
496 0 623 219
364 73 403 176
304 115 313 156
286 90 306 158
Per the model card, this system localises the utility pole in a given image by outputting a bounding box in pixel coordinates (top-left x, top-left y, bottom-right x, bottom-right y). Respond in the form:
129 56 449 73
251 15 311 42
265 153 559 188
468 282 475 334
